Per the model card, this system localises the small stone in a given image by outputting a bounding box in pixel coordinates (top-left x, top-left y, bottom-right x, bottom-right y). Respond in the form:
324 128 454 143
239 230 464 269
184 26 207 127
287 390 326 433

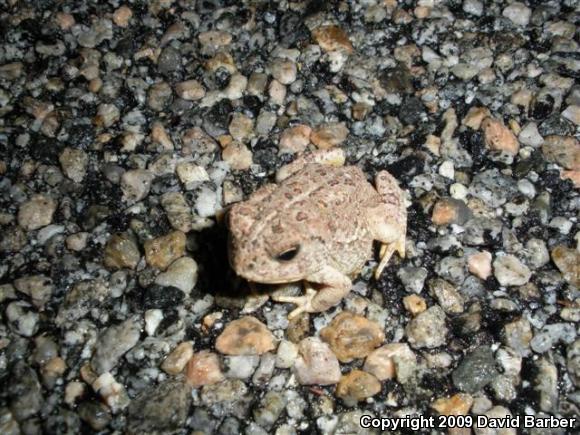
253 391 287 429
55 12 75 30
6 301 39 337
223 355 260 379
311 25 353 53
216 316 276 355
186 351 225 387
534 358 558 413
222 142 253 170
310 122 348 149
293 337 341 385
59 147 88 182
551 245 580 287
14 275 53 309
428 278 464 314
279 125 312 154
91 317 141 374
432 198 471 226
127 380 191 434
475 406 516 435
66 232 89 251
562 105 580 126
41 357 66 388
145 309 163 336
518 122 543 148
229 113 254 142
403 294 427 315
431 393 473 415
493 255 532 287
198 30 232 48
502 2 531 26
150 122 174 151
452 346 497 393
561 170 580 188
94 103 120 128
439 160 455 179
502 317 532 357
335 370 381 406
56 279 110 324
275 340 298 369
161 192 192 233
121 169 154 203
144 231 186 271
161 342 194 375
155 256 198 295
269 58 297 85
175 80 205 100
468 251 492 280
463 0 483 17
78 401 111 431
397 267 428 293
113 6 132 27
363 343 416 382
147 82 173 111
320 311 385 363
18 194 57 230
176 162 210 186
268 79 286 105
541 135 579 170
64 381 85 406
103 233 140 270
482 118 520 155
406 306 448 349
252 353 276 386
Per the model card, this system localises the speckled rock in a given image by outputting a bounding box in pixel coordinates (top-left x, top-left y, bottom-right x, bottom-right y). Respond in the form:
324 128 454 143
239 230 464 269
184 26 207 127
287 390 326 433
155 256 198 295
6 301 39 337
406 306 448 349
502 317 533 357
551 245 580 287
431 393 473 416
320 312 385 363
103 232 141 270
120 169 154 204
144 231 186 270
14 275 53 309
186 351 225 387
335 370 381 406
310 123 349 149
482 118 520 156
161 342 194 375
216 316 276 355
452 346 497 394
363 343 417 383
541 135 580 170
293 337 341 385
493 255 532 287
127 380 191 435
91 317 141 374
18 195 57 230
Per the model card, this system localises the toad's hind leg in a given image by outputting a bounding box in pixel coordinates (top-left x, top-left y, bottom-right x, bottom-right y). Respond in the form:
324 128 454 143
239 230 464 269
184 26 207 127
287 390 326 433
368 171 407 279
272 265 352 319
275 148 346 182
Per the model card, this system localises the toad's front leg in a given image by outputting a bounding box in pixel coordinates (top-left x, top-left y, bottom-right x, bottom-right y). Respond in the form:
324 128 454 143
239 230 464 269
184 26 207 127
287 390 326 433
272 265 352 319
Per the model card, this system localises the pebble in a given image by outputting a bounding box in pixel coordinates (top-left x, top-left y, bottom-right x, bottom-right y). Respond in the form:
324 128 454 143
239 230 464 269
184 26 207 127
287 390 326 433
311 25 353 54
534 358 558 413
502 317 532 357
431 198 472 226
175 80 206 101
91 317 141 374
161 341 194 375
541 135 580 170
402 294 427 315
103 232 141 270
94 103 119 127
279 125 312 154
310 123 349 149
561 105 580 126
216 316 276 355
155 256 198 295
222 141 253 170
18 194 57 230
14 275 53 309
551 245 580 287
120 169 154 203
467 251 492 280
144 230 186 270
518 122 544 148
78 401 111 431
253 391 287 429
293 337 341 385
6 301 39 337
482 118 520 156
502 2 531 27
56 279 110 324
127 380 191 434
335 370 381 406
275 340 298 369
252 353 276 385
269 58 297 85
176 162 210 186
431 393 473 415
474 406 516 435
186 351 225 387
59 147 88 182
363 343 416 383
397 266 428 293
224 355 260 379
406 306 448 349
452 346 497 394
113 6 132 27
428 278 464 314
493 255 532 287
66 232 89 251
320 311 385 363
229 113 254 142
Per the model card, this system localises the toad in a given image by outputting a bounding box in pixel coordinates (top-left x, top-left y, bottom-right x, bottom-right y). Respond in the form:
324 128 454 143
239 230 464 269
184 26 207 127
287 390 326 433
227 149 406 318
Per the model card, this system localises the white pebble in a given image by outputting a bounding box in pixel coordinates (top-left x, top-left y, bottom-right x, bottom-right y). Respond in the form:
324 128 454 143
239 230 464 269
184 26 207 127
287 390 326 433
517 179 536 199
450 183 468 200
549 217 573 235
144 309 163 336
439 160 455 179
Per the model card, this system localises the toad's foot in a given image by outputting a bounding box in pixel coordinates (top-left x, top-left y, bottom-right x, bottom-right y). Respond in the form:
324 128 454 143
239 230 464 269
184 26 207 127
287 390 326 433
375 237 406 279
272 287 318 319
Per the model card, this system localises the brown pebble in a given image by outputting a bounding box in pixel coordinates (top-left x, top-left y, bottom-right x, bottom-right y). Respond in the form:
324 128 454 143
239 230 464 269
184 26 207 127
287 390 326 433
431 393 473 415
144 231 186 270
186 351 225 387
363 343 416 381
279 125 312 154
161 342 194 375
104 233 141 270
403 294 427 315
482 118 520 155
335 370 381 406
320 311 385 363
551 245 580 287
310 122 348 149
215 316 276 355
312 25 354 54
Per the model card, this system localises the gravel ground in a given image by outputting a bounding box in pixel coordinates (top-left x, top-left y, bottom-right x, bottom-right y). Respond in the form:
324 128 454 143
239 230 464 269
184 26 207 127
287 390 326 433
0 1 579 434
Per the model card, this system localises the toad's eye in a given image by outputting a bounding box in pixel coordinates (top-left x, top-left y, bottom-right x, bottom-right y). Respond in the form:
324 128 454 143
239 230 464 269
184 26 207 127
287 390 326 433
274 245 300 262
